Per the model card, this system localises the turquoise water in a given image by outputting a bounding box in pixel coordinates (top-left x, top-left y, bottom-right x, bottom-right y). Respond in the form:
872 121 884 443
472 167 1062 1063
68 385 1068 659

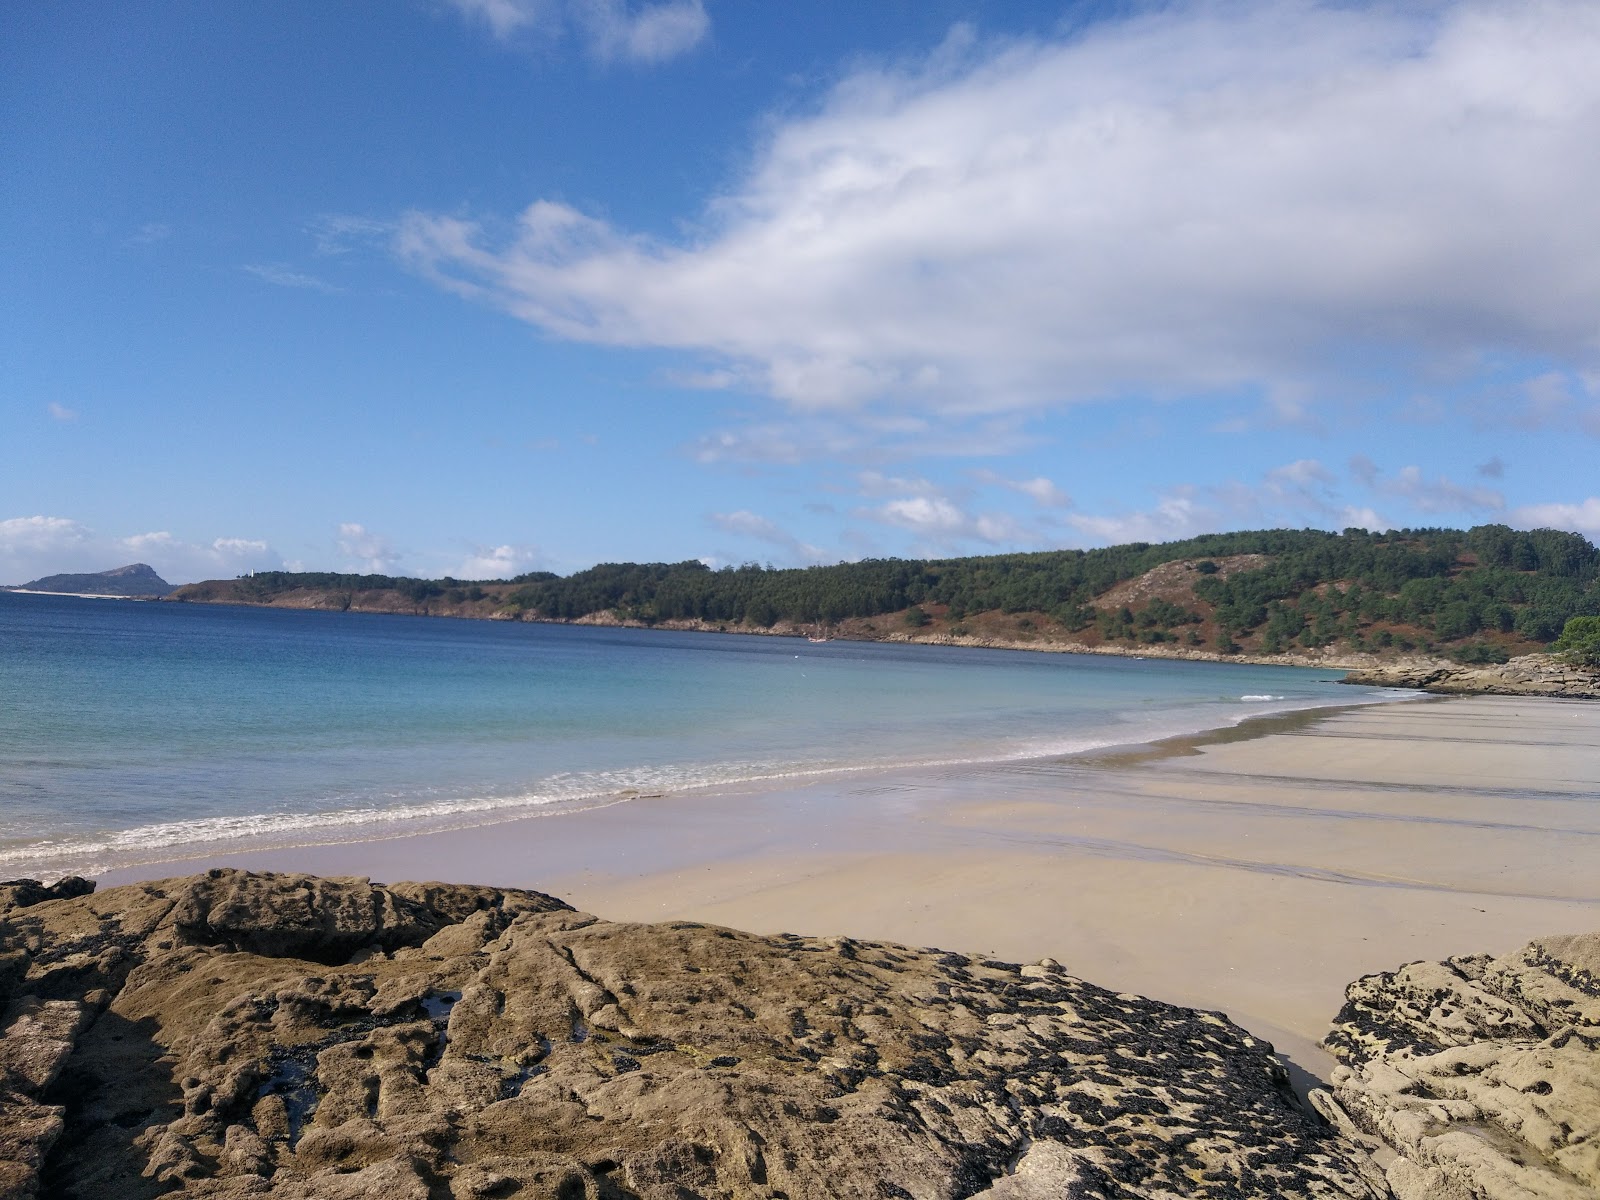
0 591 1408 878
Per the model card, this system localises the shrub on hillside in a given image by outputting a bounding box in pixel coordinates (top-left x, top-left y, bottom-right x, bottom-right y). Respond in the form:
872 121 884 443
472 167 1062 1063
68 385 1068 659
1552 615 1600 668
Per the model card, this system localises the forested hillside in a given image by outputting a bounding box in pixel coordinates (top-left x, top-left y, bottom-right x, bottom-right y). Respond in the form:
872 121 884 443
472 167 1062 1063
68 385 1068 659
172 525 1600 664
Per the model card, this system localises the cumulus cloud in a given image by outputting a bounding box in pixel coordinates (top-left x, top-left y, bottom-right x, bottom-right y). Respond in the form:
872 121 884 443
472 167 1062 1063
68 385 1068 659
707 510 825 565
401 0 1600 420
0 516 280 585
1510 498 1600 539
454 544 542 579
860 493 1025 552
447 0 707 63
337 523 404 574
1338 506 1390 532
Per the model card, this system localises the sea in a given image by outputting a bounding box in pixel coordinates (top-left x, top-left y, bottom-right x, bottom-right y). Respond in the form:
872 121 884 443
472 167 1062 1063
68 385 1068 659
0 591 1413 880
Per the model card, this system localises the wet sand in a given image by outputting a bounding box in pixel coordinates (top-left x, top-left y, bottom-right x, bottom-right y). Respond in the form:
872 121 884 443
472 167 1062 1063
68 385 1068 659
100 694 1600 1085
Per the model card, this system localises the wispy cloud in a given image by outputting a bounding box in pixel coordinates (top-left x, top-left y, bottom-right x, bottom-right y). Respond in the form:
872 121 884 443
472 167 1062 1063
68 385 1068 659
707 510 825 565
971 468 1072 509
243 263 341 294
126 222 172 246
309 213 394 256
1375 465 1504 514
46 402 78 423
401 0 1600 425
447 0 707 64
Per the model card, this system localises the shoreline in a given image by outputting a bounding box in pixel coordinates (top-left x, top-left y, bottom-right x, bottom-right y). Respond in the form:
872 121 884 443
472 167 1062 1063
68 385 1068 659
150 587 1413 671
19 687 1402 884
95 692 1600 1091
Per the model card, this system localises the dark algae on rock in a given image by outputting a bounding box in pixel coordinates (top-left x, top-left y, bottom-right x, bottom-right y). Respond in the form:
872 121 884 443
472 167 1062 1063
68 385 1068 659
0 869 1401 1198
1313 933 1600 1199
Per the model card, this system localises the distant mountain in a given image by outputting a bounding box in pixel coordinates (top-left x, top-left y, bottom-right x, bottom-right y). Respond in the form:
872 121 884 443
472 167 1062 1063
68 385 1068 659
10 563 175 597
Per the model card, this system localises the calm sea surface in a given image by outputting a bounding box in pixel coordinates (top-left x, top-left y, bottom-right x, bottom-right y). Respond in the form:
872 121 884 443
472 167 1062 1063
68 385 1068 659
0 592 1410 878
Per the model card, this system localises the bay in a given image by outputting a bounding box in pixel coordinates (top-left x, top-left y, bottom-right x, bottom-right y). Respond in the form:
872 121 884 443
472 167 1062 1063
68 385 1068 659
0 591 1406 878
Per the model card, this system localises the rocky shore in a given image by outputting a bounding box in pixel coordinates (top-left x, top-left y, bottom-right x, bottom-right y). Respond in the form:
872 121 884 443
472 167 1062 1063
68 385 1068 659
2 870 1595 1199
1316 933 1600 1200
1340 654 1600 699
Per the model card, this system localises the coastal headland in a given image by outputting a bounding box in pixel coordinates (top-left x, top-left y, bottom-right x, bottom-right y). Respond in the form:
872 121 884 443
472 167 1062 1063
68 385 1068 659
161 525 1600 693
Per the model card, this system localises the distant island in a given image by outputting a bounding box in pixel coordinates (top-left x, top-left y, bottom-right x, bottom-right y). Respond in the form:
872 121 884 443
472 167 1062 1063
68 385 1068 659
167 525 1600 677
5 562 174 598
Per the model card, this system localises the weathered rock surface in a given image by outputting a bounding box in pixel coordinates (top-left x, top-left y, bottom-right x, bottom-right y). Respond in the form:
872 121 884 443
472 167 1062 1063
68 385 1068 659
0 869 1395 1199
1313 933 1600 1200
1341 654 1600 699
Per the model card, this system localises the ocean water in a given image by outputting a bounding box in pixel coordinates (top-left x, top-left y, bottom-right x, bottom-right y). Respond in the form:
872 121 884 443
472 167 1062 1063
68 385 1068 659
0 591 1410 878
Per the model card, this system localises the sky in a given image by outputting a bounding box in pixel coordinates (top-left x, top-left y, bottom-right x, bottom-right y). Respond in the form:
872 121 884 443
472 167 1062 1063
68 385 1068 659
4 0 1600 585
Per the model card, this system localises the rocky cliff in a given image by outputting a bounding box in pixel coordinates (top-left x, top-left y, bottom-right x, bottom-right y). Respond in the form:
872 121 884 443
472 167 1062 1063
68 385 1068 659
0 869 1394 1200
1313 933 1600 1200
1340 654 1600 699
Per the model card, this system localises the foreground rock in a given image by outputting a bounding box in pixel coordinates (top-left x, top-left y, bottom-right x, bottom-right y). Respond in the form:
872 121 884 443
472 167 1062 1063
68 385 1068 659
1314 933 1600 1200
0 869 1392 1199
1341 654 1600 699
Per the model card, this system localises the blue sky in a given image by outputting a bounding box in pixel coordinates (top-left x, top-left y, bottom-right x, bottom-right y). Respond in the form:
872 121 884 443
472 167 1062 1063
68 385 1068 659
5 0 1599 584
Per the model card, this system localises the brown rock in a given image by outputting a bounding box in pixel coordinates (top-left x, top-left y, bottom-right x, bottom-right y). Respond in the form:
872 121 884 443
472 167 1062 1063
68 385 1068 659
1314 933 1600 1200
0 868 1397 1198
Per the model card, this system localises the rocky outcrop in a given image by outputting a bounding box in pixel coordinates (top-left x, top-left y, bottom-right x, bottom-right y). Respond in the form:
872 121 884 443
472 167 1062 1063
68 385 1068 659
1313 933 1600 1200
1341 654 1600 699
0 869 1396 1199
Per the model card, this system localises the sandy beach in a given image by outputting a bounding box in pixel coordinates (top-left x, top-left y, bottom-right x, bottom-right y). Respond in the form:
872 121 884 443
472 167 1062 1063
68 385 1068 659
99 693 1600 1087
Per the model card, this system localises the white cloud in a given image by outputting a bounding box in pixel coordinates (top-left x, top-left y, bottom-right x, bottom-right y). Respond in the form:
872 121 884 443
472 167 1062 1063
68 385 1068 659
447 0 707 63
1338 506 1390 532
860 493 1027 552
1510 498 1600 539
401 0 1600 419
454 543 542 579
1066 493 1215 547
707 510 825 565
337 523 404 574
972 468 1072 508
1380 465 1504 514
0 516 91 554
582 0 707 64
1265 459 1336 490
0 516 280 585
243 263 341 293
689 414 1035 466
857 470 942 499
46 402 78 422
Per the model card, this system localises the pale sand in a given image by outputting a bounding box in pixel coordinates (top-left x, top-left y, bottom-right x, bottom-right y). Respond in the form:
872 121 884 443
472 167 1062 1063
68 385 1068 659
99 694 1600 1086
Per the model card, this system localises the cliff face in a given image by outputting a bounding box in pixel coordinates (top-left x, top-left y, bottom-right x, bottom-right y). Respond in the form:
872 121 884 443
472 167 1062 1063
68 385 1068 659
0 869 1392 1200
1314 933 1600 1200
